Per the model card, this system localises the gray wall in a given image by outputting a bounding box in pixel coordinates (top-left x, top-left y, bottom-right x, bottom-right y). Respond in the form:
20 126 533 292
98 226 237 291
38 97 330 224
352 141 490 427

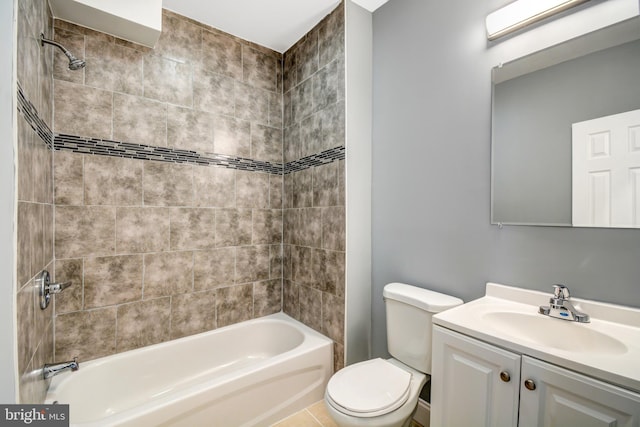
1 0 16 403
371 0 640 358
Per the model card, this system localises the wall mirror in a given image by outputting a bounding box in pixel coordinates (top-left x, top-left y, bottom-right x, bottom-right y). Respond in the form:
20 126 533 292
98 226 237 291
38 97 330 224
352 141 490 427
491 17 640 228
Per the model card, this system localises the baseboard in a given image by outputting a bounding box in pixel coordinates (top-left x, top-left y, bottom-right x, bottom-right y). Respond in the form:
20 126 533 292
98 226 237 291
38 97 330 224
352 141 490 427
413 398 430 427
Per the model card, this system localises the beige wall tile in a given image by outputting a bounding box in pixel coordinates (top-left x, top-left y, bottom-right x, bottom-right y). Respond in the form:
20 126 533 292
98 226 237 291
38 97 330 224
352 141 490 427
28 203 45 278
237 171 269 208
53 80 113 139
236 82 270 125
17 116 34 203
143 55 192 107
296 33 319 84
55 307 117 362
116 298 171 352
54 151 83 205
193 166 235 208
193 66 235 116
167 105 215 153
54 258 83 314
16 203 32 287
313 162 338 207
16 281 36 374
251 124 282 163
193 248 235 291
52 28 85 84
216 284 253 327
143 251 193 298
84 156 142 206
170 208 216 250
84 255 143 309
215 209 252 248
269 91 283 128
201 30 242 79
253 279 281 318
322 292 344 344
318 3 344 69
116 207 170 253
270 175 283 209
299 285 322 333
291 245 312 286
170 291 216 339
33 140 53 204
113 93 167 146
252 209 283 245
243 46 277 92
55 206 116 259
84 37 143 96
155 12 202 63
212 116 251 157
322 206 345 251
283 279 299 319
143 161 193 207
270 244 283 279
292 169 313 208
235 245 270 284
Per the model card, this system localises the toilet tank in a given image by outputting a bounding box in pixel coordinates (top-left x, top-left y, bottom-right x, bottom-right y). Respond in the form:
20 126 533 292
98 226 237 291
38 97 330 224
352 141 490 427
383 283 463 374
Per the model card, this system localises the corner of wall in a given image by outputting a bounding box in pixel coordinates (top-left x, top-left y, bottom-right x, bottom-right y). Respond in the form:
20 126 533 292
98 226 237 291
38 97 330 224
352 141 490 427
345 0 373 366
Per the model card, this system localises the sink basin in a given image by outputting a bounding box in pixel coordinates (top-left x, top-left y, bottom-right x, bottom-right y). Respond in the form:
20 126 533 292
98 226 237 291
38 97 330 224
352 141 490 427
482 311 628 355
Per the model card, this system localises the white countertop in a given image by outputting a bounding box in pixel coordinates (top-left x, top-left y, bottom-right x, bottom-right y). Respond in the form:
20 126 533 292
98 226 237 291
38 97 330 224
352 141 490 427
433 283 640 393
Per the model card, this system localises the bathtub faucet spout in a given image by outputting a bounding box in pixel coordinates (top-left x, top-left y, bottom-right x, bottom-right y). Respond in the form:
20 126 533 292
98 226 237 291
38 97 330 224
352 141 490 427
43 357 79 379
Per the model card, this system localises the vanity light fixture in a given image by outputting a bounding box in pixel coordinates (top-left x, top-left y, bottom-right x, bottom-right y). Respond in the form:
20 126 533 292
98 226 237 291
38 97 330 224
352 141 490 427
486 0 590 40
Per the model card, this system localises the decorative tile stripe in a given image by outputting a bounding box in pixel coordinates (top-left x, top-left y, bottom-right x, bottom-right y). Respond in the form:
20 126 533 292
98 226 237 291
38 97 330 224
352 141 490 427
54 134 285 174
17 85 345 175
284 146 346 174
17 84 54 149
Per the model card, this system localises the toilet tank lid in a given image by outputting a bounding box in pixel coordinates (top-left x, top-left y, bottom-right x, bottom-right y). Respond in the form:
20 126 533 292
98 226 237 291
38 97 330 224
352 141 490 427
383 283 463 312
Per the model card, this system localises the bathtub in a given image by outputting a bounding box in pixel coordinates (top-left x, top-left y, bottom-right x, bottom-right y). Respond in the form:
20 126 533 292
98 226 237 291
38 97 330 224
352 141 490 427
45 312 333 426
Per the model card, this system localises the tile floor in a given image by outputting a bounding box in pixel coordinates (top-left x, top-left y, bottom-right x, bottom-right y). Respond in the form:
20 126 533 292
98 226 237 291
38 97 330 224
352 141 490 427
270 401 425 427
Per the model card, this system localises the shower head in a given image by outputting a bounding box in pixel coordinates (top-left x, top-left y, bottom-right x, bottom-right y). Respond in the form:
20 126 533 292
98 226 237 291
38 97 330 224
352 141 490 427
40 33 86 71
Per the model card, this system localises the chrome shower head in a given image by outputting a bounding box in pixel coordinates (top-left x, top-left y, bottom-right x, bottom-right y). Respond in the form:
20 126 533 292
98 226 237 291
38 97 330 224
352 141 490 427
40 33 86 71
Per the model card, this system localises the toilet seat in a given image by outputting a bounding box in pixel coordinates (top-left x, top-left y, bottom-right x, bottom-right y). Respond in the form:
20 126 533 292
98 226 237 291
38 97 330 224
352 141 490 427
326 358 412 418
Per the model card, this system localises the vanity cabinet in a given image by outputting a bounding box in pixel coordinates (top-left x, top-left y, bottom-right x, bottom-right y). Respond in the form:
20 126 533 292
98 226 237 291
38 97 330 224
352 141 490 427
431 326 640 427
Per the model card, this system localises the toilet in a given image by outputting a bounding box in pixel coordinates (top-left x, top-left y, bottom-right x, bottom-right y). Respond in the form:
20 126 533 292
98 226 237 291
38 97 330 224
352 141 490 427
324 282 463 427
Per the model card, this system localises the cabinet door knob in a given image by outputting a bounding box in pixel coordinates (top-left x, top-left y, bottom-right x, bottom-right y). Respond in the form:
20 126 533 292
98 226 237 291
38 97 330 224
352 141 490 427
500 371 511 382
524 379 536 391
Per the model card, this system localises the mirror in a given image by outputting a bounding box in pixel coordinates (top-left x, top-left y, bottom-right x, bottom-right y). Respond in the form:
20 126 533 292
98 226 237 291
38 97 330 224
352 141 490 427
491 17 640 228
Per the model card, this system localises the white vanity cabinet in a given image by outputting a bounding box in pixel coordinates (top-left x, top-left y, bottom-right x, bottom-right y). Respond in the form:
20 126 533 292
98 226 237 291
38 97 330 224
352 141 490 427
431 326 640 427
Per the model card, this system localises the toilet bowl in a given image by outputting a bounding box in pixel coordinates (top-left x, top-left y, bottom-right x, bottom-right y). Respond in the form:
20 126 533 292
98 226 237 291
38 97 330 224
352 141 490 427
324 283 462 427
325 358 426 427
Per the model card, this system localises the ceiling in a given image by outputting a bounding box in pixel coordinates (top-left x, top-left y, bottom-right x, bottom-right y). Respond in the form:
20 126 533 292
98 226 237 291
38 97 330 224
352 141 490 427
162 0 390 53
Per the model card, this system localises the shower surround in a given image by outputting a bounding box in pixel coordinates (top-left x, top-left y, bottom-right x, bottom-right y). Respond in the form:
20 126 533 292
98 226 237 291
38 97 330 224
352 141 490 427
15 0 345 402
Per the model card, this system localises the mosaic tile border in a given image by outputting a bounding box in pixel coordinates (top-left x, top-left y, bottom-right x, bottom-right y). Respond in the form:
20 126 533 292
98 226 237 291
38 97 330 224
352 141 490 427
17 83 54 149
16 85 345 175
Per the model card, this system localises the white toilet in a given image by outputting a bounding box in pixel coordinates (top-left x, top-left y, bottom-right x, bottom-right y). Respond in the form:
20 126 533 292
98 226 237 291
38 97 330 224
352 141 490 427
324 282 463 427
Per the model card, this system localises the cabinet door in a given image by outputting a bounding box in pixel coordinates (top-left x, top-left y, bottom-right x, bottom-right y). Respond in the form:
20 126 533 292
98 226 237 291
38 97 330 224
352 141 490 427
519 356 640 427
431 326 521 427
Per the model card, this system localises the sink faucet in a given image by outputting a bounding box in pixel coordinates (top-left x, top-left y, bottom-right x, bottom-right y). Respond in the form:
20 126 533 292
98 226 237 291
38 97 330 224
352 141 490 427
539 284 590 323
43 357 79 379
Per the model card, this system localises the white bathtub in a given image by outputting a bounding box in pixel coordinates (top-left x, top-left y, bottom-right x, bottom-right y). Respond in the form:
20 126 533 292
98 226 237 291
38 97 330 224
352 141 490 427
45 312 333 426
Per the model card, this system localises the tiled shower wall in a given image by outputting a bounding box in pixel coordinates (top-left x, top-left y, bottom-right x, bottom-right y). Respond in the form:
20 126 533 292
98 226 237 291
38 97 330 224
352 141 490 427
16 0 55 403
51 11 285 362
15 1 347 397
282 4 346 371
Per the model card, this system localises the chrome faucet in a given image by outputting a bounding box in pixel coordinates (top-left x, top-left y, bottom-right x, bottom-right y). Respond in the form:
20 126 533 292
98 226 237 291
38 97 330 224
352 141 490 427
539 284 590 323
43 357 79 379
